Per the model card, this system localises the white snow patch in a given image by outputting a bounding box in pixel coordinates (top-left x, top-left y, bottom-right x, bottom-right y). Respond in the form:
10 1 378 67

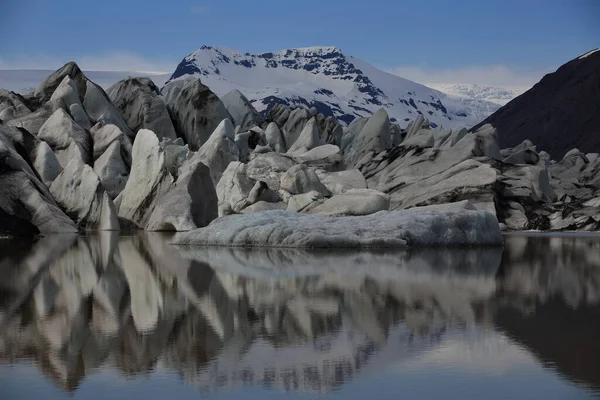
579 48 600 59
174 209 502 248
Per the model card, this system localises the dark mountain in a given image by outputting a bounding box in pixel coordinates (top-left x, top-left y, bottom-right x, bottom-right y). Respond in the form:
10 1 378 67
471 49 600 159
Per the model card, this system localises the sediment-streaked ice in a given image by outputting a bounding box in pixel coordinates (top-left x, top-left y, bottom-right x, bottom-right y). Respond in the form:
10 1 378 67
174 209 502 248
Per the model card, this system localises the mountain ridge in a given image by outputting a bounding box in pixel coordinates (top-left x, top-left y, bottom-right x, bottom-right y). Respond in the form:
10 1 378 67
471 47 600 159
167 45 500 128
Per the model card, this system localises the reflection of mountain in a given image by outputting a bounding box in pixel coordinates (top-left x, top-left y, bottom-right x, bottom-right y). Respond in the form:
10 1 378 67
493 234 600 394
0 234 499 394
496 234 600 308
495 301 600 394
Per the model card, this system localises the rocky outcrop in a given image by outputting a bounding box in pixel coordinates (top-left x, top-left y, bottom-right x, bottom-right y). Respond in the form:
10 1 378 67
280 164 330 197
0 125 77 235
117 129 217 231
49 76 92 129
265 104 344 151
286 117 323 155
293 144 342 168
7 62 132 141
107 77 177 140
265 103 291 127
315 169 367 195
88 122 132 199
161 77 232 150
286 190 325 212
82 79 132 137
220 89 263 131
216 161 255 215
235 128 265 162
246 152 297 191
264 122 286 153
32 140 63 187
49 157 119 230
0 124 63 188
195 118 240 186
32 61 88 106
90 122 132 165
93 141 129 199
0 89 31 121
484 142 600 231
282 108 311 150
341 117 368 156
317 114 344 145
361 127 498 214
247 180 279 205
37 108 92 166
116 128 172 228
344 108 392 168
145 151 218 231
501 140 541 165
242 200 287 213
161 138 191 177
146 93 591 231
4 106 54 135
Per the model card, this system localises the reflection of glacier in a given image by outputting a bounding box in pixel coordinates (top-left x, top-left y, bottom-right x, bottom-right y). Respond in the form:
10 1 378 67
0 233 500 394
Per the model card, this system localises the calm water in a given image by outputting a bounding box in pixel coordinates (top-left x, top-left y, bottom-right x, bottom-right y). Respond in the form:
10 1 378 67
1 232 600 400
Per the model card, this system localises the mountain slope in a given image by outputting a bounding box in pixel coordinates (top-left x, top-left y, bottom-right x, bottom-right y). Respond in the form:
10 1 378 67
167 46 499 129
471 48 600 159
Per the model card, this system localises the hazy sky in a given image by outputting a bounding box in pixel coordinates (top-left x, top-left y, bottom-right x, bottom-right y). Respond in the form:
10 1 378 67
0 0 597 86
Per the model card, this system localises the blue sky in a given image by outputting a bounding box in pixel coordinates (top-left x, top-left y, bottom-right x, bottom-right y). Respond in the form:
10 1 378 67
0 0 597 86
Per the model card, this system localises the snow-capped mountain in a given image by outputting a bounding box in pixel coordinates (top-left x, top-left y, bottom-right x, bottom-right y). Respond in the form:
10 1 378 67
427 83 529 106
166 46 500 129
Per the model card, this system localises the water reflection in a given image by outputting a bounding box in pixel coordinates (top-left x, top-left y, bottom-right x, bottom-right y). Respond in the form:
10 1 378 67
0 233 599 398
497 234 600 307
494 234 600 394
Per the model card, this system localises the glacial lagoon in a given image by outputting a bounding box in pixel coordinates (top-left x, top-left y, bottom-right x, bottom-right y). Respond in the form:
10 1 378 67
1 233 599 399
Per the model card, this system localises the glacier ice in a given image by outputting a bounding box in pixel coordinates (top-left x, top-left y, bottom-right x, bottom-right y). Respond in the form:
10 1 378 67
174 209 503 248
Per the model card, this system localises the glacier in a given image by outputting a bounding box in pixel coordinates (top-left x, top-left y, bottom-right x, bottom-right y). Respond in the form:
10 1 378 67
428 83 529 106
174 209 503 248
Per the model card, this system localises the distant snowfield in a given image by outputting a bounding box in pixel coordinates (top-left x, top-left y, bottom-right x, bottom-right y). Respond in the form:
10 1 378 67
426 83 529 106
0 69 170 94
